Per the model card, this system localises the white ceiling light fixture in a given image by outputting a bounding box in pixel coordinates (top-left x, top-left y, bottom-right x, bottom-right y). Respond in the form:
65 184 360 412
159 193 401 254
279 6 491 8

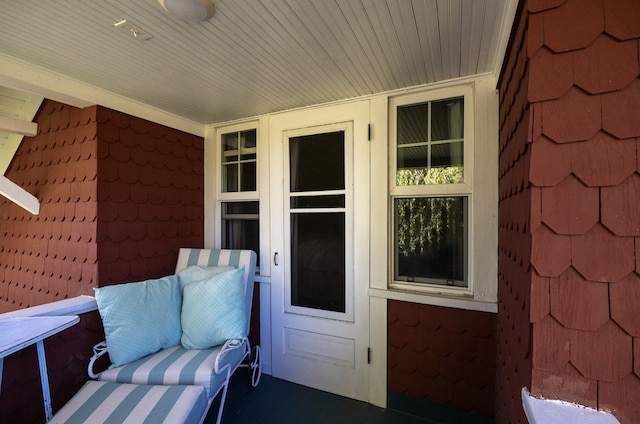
158 0 214 23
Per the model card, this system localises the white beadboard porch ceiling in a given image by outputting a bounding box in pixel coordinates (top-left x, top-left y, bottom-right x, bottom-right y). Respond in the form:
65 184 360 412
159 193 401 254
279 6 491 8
0 0 517 128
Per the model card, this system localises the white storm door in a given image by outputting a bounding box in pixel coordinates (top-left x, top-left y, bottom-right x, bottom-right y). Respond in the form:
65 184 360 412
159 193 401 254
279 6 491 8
269 101 370 402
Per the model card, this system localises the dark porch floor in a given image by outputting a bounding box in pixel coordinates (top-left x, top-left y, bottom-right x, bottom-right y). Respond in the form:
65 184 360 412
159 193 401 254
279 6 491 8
209 371 492 424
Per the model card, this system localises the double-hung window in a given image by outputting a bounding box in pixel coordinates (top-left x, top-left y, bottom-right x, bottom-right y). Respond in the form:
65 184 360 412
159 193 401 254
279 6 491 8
390 86 474 295
217 124 260 269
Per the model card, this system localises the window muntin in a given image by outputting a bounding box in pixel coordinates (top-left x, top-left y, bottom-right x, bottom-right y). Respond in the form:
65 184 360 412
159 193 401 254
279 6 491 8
394 196 468 287
222 129 257 192
396 97 464 186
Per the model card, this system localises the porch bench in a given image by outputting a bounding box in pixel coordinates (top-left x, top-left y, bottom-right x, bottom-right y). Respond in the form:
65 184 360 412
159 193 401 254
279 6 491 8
52 248 260 424
50 381 207 424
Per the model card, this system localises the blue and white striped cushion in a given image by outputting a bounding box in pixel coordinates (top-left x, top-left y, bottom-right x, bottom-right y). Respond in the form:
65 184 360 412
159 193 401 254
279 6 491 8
175 249 257 336
175 249 255 293
98 344 245 397
50 381 207 424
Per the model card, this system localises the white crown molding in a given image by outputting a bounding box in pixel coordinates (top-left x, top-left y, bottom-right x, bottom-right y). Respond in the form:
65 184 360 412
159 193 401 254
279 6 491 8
0 53 205 137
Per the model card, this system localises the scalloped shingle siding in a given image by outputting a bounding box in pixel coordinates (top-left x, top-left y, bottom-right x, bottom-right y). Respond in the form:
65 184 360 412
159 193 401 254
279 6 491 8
497 0 640 422
0 100 204 422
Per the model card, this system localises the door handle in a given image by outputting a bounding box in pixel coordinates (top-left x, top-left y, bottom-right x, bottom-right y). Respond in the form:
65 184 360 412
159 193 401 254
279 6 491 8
274 252 279 266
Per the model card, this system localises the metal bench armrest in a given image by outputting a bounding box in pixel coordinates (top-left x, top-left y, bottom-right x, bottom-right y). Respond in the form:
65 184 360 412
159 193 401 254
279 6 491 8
214 338 248 374
87 341 109 379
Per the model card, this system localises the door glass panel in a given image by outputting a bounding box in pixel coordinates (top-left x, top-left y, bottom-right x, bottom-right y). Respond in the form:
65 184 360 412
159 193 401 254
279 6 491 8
291 195 345 209
290 132 344 192
289 131 346 313
291 212 345 312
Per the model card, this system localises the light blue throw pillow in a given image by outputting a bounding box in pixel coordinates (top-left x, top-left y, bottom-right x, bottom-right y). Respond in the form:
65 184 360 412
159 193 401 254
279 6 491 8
176 265 235 292
94 275 182 367
181 267 247 349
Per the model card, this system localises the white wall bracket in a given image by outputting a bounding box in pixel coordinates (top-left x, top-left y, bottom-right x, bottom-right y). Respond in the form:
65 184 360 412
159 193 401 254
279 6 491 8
0 175 39 214
0 115 37 136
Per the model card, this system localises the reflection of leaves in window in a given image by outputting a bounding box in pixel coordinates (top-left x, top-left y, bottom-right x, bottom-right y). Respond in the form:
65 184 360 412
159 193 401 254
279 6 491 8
396 166 463 186
396 196 463 259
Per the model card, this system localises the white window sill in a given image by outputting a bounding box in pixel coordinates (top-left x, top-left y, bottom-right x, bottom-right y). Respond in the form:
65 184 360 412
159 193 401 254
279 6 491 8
369 287 497 313
0 295 97 319
522 388 619 424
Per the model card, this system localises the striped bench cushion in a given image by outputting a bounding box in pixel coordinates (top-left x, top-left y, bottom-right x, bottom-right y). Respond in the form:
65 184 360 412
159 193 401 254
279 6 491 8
51 381 207 424
98 344 245 398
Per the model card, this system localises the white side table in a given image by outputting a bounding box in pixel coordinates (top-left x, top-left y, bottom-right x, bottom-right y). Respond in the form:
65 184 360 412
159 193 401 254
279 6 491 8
0 315 80 422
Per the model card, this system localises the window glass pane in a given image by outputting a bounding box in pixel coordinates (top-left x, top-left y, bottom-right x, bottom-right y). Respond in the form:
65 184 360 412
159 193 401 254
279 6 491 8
224 201 259 215
431 142 463 168
394 196 467 287
241 152 257 161
397 145 428 172
221 128 257 192
290 131 344 192
240 162 256 191
291 212 345 312
241 129 256 149
221 201 259 267
397 103 428 146
222 133 238 162
397 166 464 186
240 130 256 161
223 163 238 192
396 97 464 186
431 98 464 141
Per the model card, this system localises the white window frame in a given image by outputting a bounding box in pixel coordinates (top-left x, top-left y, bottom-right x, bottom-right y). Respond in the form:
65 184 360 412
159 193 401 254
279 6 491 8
217 122 259 200
205 118 273 376
389 85 474 297
384 79 497 306
209 120 271 277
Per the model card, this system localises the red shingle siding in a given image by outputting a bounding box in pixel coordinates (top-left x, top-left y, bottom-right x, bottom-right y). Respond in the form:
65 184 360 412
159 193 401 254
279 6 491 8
599 375 640 424
0 101 205 302
95 108 204 286
388 301 496 418
542 0 604 53
610 273 640 336
499 0 640 422
0 101 99 313
604 0 640 40
496 3 533 422
549 268 609 331
0 101 205 422
573 35 639 94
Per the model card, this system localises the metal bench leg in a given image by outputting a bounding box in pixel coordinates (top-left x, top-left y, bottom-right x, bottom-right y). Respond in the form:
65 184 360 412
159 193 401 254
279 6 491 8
215 367 232 424
36 340 53 422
